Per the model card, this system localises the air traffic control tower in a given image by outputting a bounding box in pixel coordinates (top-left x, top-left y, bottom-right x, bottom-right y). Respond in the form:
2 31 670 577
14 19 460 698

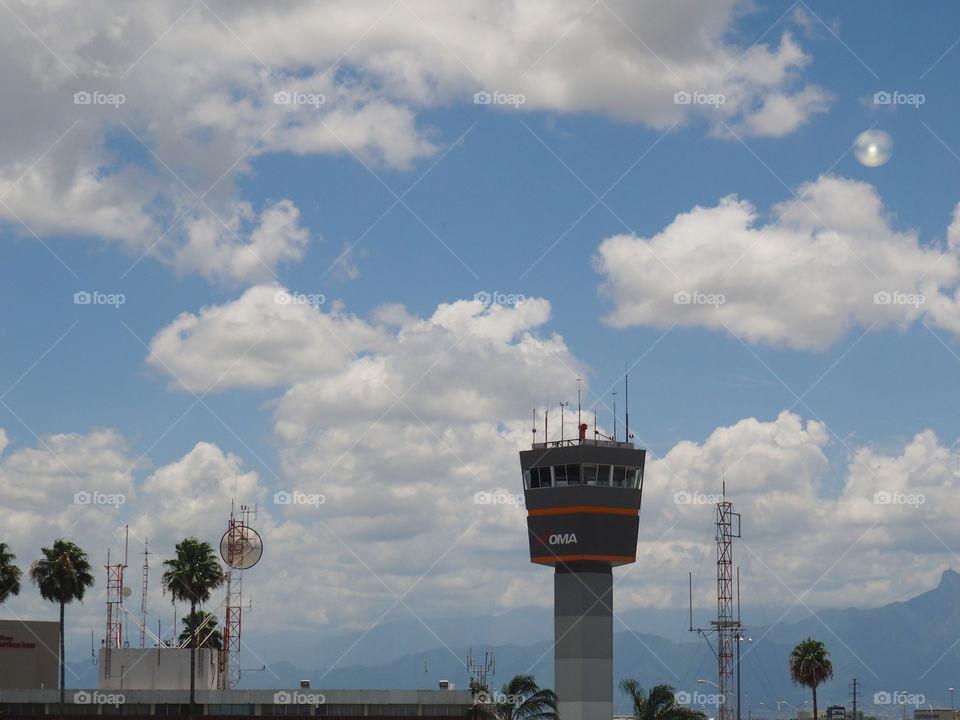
519 424 645 720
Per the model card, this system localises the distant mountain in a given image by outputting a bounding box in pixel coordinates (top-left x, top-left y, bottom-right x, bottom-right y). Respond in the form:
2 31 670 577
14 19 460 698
63 569 960 717
237 570 960 716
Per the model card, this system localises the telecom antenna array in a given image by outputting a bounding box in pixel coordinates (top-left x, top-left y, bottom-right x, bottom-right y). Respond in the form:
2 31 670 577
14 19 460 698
466 648 495 689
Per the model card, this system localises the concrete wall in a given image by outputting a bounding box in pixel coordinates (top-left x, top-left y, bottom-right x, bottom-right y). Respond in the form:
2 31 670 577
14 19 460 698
554 566 613 720
0 619 59 689
98 648 220 690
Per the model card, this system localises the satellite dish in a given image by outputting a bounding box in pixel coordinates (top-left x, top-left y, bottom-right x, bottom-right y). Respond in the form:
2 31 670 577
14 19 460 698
121 587 132 598
219 526 263 570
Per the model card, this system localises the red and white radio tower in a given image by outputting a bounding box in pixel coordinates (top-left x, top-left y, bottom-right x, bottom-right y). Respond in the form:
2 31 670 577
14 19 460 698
104 527 129 679
218 503 262 689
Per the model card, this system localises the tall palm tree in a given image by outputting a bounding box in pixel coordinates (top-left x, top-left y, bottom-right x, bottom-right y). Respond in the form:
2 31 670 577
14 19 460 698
619 680 707 720
789 638 833 720
29 540 95 720
178 610 223 650
0 542 22 602
162 537 225 713
491 674 558 720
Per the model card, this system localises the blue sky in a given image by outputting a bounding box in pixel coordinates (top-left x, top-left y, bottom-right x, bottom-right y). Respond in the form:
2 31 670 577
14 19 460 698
3 0 960 688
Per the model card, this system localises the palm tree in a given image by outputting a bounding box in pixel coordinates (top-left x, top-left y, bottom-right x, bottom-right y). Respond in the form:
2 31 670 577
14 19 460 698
0 542 22 602
178 610 223 650
466 681 498 720
491 674 558 720
619 680 707 720
465 676 556 720
789 638 834 720
162 537 225 713
29 540 95 720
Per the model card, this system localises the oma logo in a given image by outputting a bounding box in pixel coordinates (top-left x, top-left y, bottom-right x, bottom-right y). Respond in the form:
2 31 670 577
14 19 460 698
549 533 578 545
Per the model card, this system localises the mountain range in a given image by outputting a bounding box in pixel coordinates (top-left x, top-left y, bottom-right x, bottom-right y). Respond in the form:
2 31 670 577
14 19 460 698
64 570 960 717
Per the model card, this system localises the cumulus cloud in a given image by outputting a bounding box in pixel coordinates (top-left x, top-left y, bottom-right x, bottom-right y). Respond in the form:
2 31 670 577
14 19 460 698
632 411 960 611
2 406 960 645
146 286 574 415
146 285 390 392
136 290 960 629
171 200 310 284
595 174 960 350
0 1 829 281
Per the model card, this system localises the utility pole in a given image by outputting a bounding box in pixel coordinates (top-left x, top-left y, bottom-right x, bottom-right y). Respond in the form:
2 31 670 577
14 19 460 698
849 679 859 720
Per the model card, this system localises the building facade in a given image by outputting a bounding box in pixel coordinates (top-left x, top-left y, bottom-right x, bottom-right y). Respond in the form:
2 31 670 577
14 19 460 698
98 648 221 690
0 620 59 690
0 688 473 719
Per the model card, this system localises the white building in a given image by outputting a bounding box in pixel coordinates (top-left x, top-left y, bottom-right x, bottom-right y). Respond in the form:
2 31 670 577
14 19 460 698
98 648 220 690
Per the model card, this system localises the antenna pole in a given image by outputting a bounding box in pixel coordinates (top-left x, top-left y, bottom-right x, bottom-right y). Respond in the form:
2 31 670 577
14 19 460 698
689 571 693 632
545 409 549 445
140 539 150 648
612 392 617 442
577 375 582 433
625 366 629 443
559 402 568 442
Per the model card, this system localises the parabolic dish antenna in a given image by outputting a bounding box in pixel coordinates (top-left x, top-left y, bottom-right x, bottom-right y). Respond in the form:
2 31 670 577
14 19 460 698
219 526 264 570
121 586 132 598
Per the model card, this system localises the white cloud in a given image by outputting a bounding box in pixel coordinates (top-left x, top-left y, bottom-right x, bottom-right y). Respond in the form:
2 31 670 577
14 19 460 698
0 1 829 281
3 404 960 645
146 285 389 392
632 411 960 611
130 441 266 547
172 200 310 284
137 289 960 630
595 174 960 350
737 84 832 137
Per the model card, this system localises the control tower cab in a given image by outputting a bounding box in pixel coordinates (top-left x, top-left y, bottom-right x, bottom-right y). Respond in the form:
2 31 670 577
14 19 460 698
519 431 645 720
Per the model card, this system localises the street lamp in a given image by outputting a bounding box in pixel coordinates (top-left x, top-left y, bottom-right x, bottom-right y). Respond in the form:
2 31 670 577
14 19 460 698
777 700 809 720
949 687 954 720
699 680 735 716
699 680 736 696
900 691 908 720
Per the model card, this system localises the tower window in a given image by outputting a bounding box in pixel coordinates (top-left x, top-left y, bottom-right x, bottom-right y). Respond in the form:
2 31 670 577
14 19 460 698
554 464 581 486
611 466 640 487
524 466 552 488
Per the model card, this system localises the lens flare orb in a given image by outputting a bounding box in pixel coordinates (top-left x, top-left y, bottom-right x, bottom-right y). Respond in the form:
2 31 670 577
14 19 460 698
854 129 893 167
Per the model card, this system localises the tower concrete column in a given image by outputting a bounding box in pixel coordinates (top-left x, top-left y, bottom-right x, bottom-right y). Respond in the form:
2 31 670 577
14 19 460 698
554 565 613 720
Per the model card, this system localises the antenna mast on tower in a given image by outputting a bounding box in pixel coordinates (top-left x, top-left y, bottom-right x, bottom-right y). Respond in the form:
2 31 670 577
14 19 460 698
625 366 629 442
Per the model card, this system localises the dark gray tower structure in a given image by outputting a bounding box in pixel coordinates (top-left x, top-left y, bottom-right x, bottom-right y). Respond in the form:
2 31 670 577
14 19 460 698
519 427 645 720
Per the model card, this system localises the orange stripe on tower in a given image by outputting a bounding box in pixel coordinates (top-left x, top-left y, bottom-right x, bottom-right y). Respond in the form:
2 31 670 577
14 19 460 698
527 505 638 516
530 554 635 564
